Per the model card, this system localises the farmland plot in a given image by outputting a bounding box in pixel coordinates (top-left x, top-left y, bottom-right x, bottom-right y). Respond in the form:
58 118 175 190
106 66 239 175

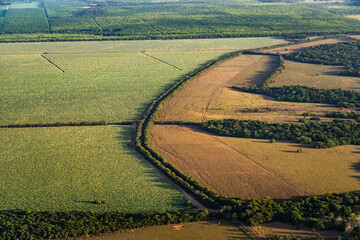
150 125 303 199
0 126 188 212
0 50 230 125
2 8 49 33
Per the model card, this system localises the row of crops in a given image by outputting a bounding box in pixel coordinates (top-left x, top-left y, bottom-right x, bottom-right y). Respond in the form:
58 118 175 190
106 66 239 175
1 1 360 39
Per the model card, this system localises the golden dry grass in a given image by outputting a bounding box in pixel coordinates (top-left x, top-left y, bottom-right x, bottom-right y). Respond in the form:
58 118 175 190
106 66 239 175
74 221 250 240
205 88 342 123
157 54 279 122
273 60 360 91
261 36 353 54
218 137 360 196
258 222 343 239
150 125 304 199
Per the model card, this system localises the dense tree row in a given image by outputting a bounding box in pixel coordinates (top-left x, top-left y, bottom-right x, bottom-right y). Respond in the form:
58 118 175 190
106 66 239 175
202 119 360 148
263 55 285 88
325 111 360 121
285 40 360 76
0 121 135 128
0 210 211 239
235 85 360 108
219 191 360 235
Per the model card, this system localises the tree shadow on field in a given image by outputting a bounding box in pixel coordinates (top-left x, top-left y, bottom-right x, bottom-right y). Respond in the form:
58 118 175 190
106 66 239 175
113 128 180 192
350 159 360 182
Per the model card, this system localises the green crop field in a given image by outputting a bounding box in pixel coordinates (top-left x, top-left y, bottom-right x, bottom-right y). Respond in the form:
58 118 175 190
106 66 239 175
1 0 360 41
2 8 49 33
0 126 189 212
0 37 286 125
0 37 286 54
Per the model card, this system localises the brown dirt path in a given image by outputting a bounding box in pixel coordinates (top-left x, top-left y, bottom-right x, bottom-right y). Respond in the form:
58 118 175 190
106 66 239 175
150 125 304 199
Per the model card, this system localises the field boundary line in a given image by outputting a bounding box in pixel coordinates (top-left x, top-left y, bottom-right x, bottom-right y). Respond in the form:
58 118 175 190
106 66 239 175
91 16 102 35
140 51 182 70
42 2 52 33
40 54 65 72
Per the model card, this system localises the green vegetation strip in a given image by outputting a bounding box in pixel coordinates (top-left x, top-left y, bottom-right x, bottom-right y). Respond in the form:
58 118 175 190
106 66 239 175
202 119 360 149
0 210 211 239
285 40 360 76
0 121 134 128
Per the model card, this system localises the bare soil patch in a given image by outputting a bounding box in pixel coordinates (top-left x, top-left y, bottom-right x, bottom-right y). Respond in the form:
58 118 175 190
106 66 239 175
150 125 304 199
273 60 360 91
157 54 279 122
261 36 353 54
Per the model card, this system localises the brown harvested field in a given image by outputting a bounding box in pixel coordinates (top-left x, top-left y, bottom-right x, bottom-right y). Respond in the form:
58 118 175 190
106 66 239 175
272 60 360 91
261 36 353 54
150 125 304 199
257 222 343 239
73 221 251 240
157 54 279 122
218 137 360 196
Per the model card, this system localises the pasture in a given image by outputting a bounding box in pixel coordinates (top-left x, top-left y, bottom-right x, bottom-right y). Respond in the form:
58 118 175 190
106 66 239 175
157 53 343 123
272 60 360 91
157 54 279 122
0 126 188 212
218 137 360 196
75 221 250 240
150 125 303 199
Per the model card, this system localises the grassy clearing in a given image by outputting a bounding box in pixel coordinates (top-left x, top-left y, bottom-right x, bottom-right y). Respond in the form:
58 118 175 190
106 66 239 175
218 137 360 196
272 60 360 91
74 221 251 240
0 37 287 54
150 125 303 199
0 50 230 125
0 126 188 212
